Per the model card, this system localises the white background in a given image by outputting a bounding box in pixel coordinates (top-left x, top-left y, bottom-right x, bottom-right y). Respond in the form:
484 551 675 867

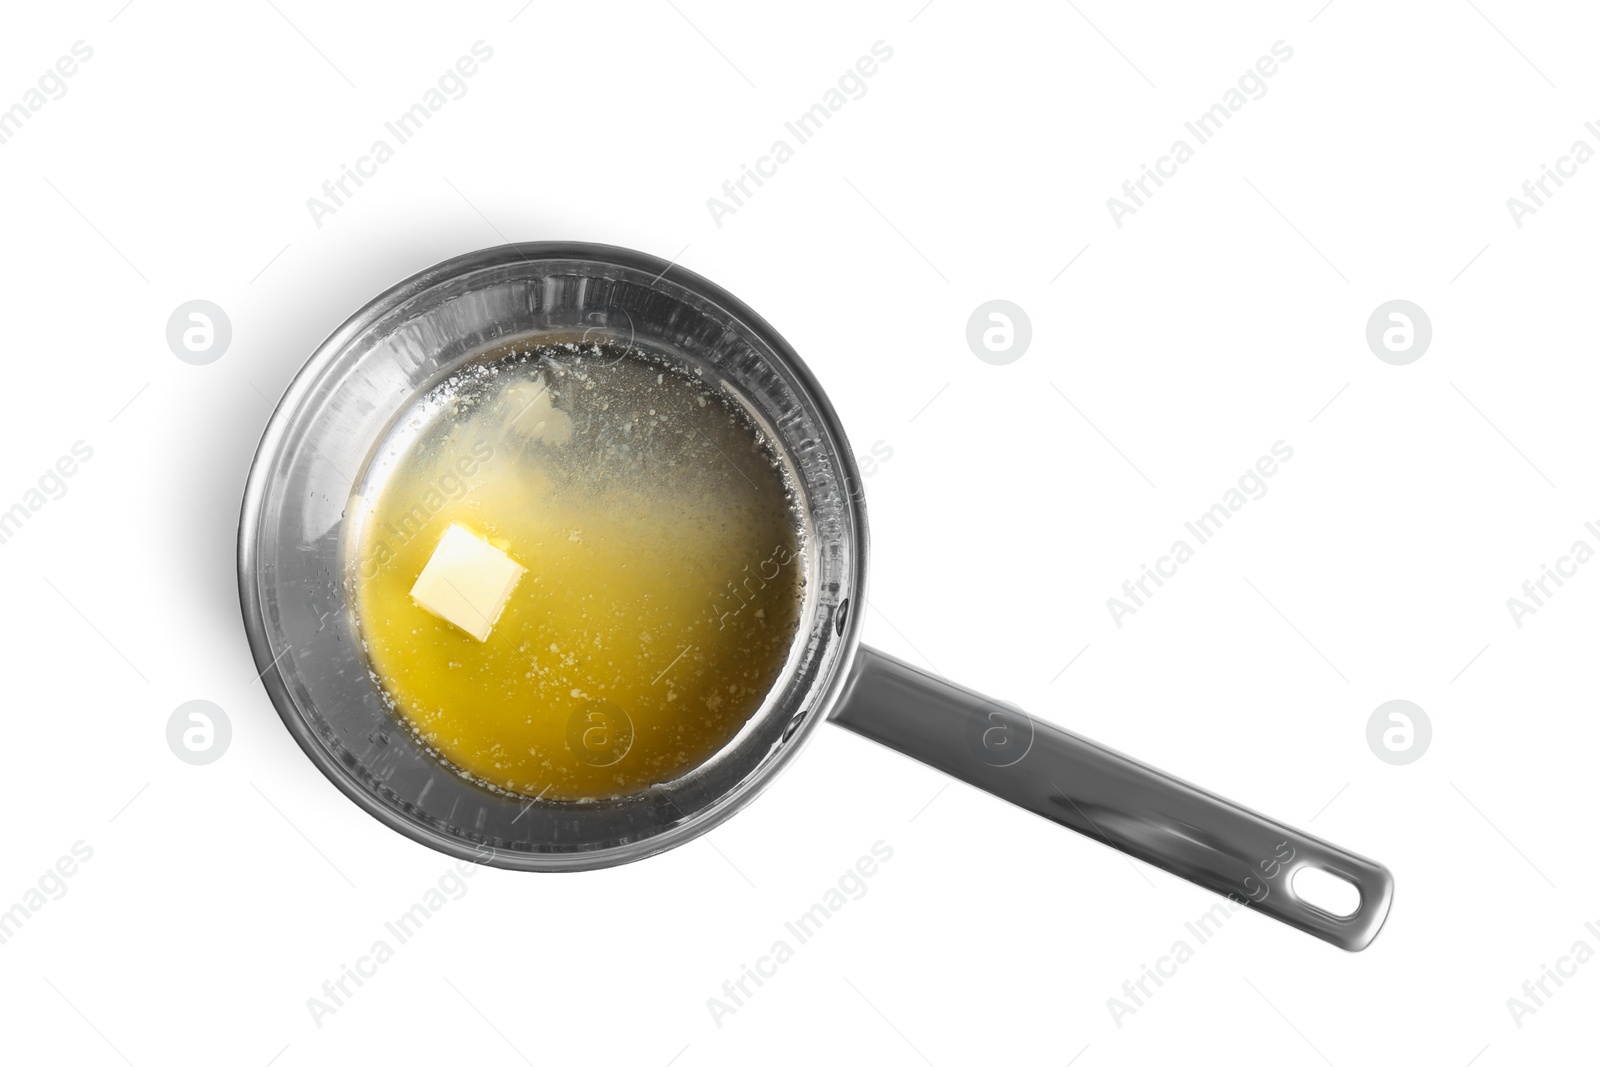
1 1 1596 1064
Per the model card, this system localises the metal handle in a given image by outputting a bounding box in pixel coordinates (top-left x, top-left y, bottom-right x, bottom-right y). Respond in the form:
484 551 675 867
829 645 1394 951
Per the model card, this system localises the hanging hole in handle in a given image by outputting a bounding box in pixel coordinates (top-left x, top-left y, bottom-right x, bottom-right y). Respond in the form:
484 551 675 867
1291 866 1362 917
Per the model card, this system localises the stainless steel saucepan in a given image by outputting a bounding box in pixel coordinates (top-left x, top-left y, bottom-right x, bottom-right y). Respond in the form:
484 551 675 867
239 242 1393 950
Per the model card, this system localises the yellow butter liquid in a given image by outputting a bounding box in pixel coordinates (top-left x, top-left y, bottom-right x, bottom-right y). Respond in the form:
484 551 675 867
348 341 805 800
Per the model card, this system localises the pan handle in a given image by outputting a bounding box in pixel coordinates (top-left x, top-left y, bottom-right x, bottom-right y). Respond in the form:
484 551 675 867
829 645 1393 951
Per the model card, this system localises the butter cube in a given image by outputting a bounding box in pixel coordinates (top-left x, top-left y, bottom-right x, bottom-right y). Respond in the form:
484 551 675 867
409 524 525 641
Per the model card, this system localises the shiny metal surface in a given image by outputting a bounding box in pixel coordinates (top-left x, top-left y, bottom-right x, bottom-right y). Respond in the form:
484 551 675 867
832 647 1394 950
239 242 867 870
242 241 1394 948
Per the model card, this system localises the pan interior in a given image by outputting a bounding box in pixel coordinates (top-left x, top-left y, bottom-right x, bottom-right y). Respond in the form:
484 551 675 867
241 246 864 869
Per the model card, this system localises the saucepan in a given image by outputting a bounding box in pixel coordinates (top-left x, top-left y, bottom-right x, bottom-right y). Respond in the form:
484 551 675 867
238 242 1393 950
